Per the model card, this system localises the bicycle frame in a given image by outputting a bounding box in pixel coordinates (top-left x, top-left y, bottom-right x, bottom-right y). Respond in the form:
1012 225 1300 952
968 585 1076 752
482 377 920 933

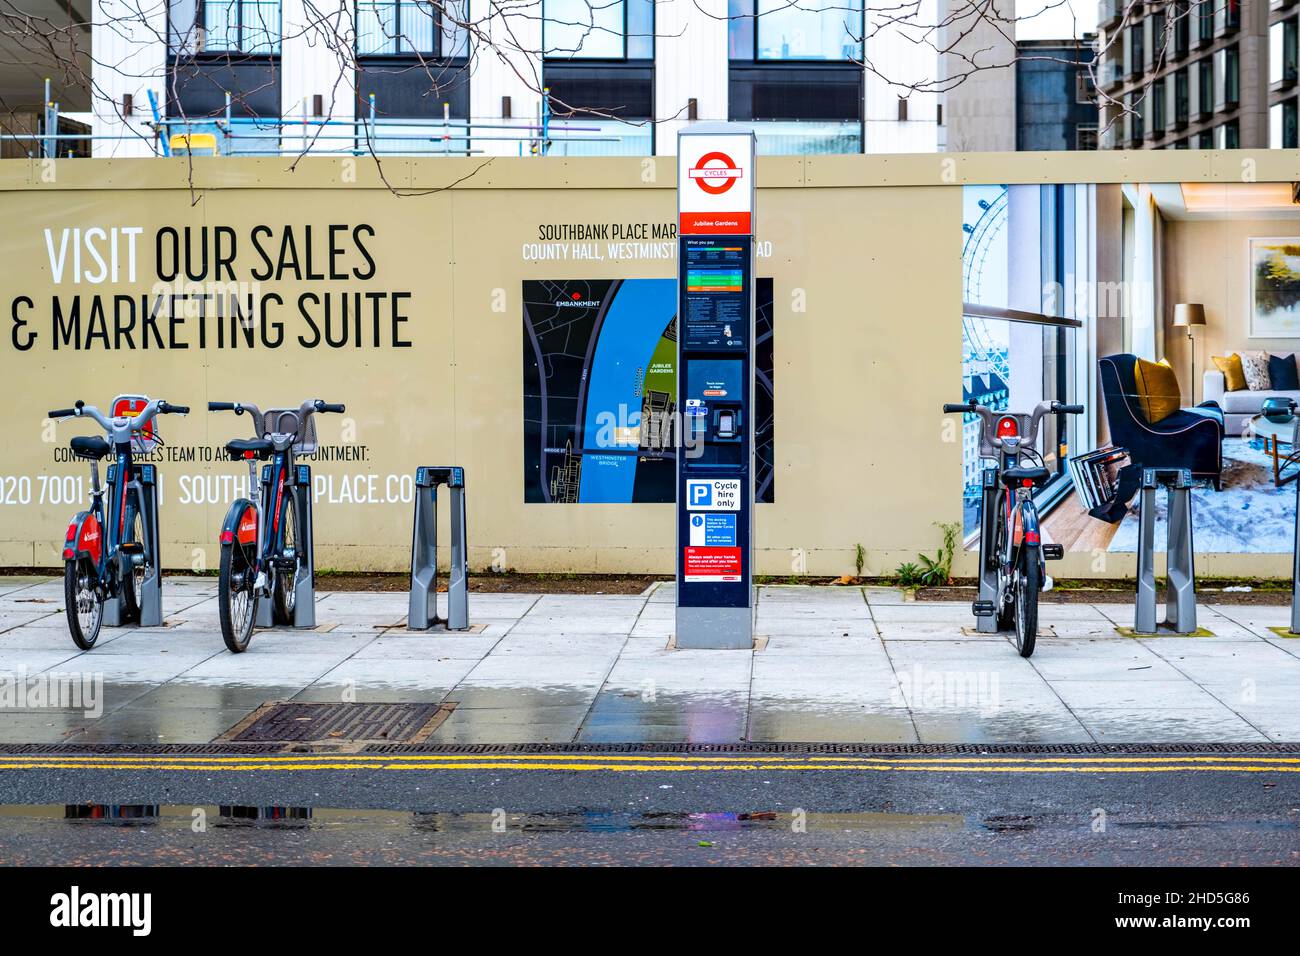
53 397 186 637
212 399 339 634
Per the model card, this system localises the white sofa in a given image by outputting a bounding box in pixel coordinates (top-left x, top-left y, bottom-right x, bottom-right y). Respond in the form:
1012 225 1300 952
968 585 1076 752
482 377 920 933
1203 367 1300 436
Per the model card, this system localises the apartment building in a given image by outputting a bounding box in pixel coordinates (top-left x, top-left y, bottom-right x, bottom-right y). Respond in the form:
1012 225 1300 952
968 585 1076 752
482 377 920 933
1095 0 1270 148
89 0 943 158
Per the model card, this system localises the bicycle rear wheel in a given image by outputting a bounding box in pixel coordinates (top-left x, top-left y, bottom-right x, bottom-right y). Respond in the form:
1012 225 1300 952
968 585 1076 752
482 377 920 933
64 558 103 650
1014 550 1040 658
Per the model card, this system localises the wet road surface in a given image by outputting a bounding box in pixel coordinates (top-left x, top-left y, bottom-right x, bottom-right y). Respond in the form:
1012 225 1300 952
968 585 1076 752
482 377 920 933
1 751 1297 865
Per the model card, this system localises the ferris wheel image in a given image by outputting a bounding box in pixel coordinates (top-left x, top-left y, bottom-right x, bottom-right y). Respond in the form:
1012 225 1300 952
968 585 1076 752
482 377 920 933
961 185 1009 385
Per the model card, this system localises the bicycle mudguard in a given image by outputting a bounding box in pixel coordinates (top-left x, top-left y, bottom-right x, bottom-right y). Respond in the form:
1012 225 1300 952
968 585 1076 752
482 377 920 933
61 511 102 564
1013 502 1042 548
219 498 258 547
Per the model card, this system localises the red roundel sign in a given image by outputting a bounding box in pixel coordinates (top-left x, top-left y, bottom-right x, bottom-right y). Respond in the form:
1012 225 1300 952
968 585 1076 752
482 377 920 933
688 151 743 195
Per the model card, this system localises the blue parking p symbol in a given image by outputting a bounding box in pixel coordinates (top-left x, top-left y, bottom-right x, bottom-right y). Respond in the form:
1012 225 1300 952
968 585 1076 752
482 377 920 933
689 483 711 507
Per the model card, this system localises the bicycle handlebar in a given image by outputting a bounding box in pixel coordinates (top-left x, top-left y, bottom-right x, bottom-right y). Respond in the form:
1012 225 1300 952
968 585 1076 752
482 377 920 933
47 398 183 432
315 401 346 414
943 400 1084 452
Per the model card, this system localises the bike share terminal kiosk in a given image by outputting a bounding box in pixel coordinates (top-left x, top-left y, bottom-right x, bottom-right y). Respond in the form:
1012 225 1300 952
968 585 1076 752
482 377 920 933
675 125 757 649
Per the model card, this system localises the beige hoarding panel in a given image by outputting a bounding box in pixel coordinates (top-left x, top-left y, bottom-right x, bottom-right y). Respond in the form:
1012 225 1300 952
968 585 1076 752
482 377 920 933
1 154 1299 580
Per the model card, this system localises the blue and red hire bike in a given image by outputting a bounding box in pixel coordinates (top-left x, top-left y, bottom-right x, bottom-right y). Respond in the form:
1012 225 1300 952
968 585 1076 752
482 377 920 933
208 399 345 653
51 397 190 650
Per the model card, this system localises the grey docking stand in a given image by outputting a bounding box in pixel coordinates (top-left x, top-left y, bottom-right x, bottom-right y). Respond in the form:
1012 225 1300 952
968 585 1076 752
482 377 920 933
1291 474 1300 636
974 467 1000 633
408 466 469 631
1134 467 1197 635
103 463 163 628
255 464 316 629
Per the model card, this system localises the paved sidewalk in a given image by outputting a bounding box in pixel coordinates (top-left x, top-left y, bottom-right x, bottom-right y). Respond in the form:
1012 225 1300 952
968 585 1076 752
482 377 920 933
1 577 1299 745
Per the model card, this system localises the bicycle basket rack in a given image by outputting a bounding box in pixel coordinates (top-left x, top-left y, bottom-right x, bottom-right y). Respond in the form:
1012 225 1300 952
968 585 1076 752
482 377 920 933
1068 445 1132 512
111 394 161 455
260 408 318 455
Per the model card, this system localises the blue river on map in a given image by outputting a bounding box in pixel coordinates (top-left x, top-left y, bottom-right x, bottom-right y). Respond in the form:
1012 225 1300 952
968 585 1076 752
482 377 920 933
578 280 675 502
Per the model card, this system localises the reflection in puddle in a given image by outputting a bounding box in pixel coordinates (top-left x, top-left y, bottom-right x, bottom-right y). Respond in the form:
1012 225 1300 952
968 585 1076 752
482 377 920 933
9 804 964 834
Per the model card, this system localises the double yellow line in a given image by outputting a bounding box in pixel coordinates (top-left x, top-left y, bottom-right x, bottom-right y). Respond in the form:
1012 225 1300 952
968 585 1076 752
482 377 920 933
0 753 1297 774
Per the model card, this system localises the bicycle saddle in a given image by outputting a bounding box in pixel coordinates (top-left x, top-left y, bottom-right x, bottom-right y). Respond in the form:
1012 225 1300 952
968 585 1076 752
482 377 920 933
1001 465 1051 488
225 438 274 460
70 436 110 460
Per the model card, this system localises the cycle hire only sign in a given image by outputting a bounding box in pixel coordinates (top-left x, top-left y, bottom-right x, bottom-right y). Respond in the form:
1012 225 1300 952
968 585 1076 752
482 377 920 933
675 125 756 647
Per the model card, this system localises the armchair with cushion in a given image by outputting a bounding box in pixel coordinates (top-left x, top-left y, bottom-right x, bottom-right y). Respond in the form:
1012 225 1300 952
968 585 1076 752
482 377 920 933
1099 353 1223 490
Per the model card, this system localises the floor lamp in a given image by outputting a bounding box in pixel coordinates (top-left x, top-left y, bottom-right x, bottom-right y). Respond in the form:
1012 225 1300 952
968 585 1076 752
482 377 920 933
1174 303 1206 404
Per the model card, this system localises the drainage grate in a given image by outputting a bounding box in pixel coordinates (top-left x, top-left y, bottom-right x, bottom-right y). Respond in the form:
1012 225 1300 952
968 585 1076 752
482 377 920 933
361 741 1300 756
222 702 454 745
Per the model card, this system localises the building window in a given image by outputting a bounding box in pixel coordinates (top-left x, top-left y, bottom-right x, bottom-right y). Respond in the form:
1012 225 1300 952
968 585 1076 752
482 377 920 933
1128 92 1145 141
356 0 468 57
1128 23 1145 76
1197 0 1215 43
544 0 654 59
1076 124 1098 149
1152 78 1167 131
1272 98 1300 147
1217 118 1240 147
1151 11 1167 62
1173 1 1191 56
196 0 281 54
1076 65 1094 103
1175 67 1190 125
897 96 908 121
1220 0 1241 32
1272 18 1300 88
1215 45 1239 108
729 0 864 62
1196 57 1213 116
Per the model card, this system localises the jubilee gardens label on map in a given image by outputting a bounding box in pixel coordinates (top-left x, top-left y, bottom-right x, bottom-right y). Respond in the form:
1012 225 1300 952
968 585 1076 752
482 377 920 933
681 237 749 350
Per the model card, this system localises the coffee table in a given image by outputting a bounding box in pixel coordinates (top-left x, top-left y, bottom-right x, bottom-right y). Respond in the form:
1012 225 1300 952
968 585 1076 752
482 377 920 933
1246 413 1300 486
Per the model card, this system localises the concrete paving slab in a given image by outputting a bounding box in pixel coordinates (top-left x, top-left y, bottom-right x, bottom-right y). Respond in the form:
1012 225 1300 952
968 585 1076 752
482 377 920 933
579 691 747 743
1073 706 1269 742
911 709 1092 744
1050 679 1224 711
70 706 256 744
353 635 499 660
309 656 479 691
172 652 345 687
0 711 100 743
747 706 918 743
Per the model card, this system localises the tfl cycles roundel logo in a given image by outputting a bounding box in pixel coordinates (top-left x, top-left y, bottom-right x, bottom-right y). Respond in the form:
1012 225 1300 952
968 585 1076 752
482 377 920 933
688 151 743 195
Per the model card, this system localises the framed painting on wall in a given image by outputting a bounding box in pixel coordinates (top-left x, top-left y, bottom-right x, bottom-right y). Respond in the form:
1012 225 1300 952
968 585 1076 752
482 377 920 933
1250 237 1300 337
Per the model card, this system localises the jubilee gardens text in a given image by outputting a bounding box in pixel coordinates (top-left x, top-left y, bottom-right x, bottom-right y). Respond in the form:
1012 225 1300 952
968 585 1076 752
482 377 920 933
7 224 415 352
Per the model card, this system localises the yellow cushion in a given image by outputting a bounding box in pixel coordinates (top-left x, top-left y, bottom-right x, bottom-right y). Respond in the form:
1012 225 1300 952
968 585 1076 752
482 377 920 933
1133 357 1182 424
1212 353 1247 392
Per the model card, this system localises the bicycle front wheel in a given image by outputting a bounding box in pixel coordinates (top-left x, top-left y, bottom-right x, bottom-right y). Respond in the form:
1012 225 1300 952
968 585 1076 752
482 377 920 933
273 492 298 625
1014 550 1040 658
219 538 258 653
64 558 103 650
